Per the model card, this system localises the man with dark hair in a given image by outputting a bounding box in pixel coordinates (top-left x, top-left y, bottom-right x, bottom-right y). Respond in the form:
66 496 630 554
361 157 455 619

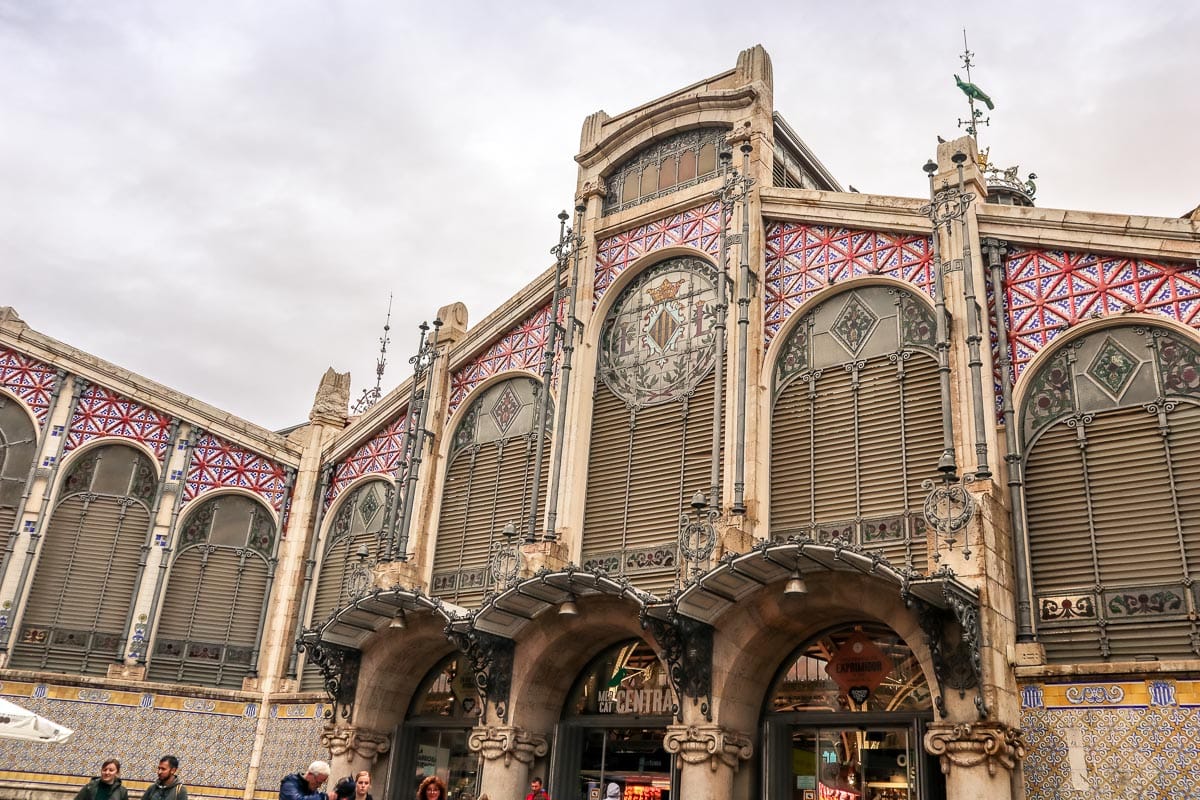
142 756 187 800
524 777 548 800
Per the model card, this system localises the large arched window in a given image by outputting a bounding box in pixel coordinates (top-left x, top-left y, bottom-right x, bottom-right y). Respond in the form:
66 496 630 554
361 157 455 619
602 127 727 215
432 376 550 606
301 478 390 690
147 492 275 688
1021 324 1200 662
770 286 940 571
582 257 719 594
11 444 156 673
0 397 37 557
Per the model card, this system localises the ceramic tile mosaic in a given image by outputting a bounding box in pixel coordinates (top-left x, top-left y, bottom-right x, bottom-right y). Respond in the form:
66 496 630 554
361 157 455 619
763 221 934 346
447 301 558 416
0 346 60 427
254 704 327 791
184 433 290 512
325 410 409 509
1021 679 1200 799
65 384 174 459
593 201 723 306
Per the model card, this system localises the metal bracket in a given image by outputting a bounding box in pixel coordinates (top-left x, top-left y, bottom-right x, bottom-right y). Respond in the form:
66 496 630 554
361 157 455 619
641 608 714 722
446 628 515 722
914 583 987 719
296 633 361 721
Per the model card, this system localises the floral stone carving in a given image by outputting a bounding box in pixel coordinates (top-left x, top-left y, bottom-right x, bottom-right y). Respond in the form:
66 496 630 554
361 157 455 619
467 725 549 766
923 721 1026 776
663 724 753 772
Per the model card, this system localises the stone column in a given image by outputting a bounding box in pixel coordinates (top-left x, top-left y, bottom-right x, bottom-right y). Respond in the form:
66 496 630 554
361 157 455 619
469 724 549 800
663 723 753 800
924 720 1026 799
322 725 392 780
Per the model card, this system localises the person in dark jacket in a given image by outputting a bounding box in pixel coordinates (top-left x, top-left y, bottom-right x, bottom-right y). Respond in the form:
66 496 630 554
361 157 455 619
75 759 129 800
141 756 187 800
332 771 372 800
280 761 333 800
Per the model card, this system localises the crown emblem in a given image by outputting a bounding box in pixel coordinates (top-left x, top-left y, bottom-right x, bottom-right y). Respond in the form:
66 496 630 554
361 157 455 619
646 277 685 303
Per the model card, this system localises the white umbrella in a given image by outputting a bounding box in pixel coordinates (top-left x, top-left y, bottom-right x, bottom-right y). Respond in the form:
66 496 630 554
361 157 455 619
0 697 73 743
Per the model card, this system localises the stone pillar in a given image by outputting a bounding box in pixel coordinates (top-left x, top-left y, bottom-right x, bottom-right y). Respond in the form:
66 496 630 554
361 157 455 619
924 720 1026 799
469 725 549 800
663 724 753 800
322 725 392 780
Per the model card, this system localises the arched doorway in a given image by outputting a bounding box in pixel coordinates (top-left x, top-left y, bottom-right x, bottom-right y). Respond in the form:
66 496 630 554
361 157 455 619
762 622 944 800
392 652 482 800
552 639 676 800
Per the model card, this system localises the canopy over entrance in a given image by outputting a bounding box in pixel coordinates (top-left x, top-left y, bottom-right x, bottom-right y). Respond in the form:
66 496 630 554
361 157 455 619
313 586 465 649
470 568 659 638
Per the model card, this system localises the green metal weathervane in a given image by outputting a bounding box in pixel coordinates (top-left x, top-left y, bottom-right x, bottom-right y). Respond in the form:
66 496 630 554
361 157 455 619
956 30 993 148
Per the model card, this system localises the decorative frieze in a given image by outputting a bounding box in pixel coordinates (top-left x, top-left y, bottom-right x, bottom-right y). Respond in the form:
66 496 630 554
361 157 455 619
663 724 753 772
923 721 1026 777
466 725 548 766
320 725 391 762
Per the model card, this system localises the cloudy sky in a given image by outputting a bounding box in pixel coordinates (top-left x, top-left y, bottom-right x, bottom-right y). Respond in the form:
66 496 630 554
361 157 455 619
2 1 1197 430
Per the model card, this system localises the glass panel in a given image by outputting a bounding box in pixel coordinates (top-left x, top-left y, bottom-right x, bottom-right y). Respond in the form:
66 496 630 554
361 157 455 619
639 164 658 199
411 654 479 721
413 728 478 800
576 727 671 800
677 150 696 182
621 175 638 205
697 142 716 177
658 157 676 191
566 640 670 717
790 727 914 800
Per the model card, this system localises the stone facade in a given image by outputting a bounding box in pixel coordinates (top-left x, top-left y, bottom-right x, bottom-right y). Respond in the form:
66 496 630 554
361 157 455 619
1 44 1198 800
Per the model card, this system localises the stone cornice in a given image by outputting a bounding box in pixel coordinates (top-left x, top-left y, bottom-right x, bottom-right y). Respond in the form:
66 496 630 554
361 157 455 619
760 189 931 235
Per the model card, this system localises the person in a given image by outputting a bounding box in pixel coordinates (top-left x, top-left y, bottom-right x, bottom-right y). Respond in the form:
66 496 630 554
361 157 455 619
281 761 334 800
604 784 620 800
142 756 187 800
75 759 130 800
415 775 446 800
332 771 372 800
524 777 548 800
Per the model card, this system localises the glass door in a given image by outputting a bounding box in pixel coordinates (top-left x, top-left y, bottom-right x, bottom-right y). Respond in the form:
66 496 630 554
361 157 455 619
789 726 916 800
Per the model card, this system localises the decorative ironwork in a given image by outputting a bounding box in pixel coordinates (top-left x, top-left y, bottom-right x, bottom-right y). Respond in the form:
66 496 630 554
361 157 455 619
296 633 361 721
487 522 522 589
922 472 977 561
446 628 515 723
343 543 375 599
914 577 986 718
640 607 714 722
351 293 393 415
603 127 728 215
678 491 717 583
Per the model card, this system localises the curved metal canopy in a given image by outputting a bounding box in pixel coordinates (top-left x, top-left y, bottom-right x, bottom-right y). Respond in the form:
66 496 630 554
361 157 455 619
469 567 660 639
666 539 979 625
315 586 467 649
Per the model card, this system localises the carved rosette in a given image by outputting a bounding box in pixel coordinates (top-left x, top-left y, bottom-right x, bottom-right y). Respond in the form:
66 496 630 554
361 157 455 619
663 724 753 772
467 725 549 767
320 725 392 763
923 722 1027 777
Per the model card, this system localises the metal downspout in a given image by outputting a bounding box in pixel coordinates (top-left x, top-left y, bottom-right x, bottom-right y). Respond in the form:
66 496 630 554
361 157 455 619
396 321 442 561
386 337 426 561
732 141 755 514
708 152 732 507
544 203 586 540
925 168 959 477
0 368 66 588
954 156 991 478
0 376 85 654
984 238 1036 642
288 463 332 678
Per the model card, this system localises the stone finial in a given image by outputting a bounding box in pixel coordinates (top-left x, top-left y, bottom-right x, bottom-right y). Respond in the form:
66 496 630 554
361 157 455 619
467 725 549 766
664 724 754 772
579 110 611 153
310 368 351 426
320 725 392 762
436 302 469 347
1186 203 1200 221
0 306 26 329
735 45 773 90
923 721 1027 777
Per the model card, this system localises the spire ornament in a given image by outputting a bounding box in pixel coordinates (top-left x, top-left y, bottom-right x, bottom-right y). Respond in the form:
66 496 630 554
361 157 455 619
351 294 393 415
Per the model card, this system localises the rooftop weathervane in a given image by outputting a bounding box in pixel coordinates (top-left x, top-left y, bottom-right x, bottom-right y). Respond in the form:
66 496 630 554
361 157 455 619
956 29 993 148
351 293 393 415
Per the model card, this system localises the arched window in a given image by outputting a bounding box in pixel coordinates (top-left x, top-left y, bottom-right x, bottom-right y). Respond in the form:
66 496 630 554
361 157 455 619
770 286 940 571
582 257 719 594
0 397 37 556
603 128 727 215
432 376 550 606
1021 324 1200 662
301 478 390 690
147 493 275 688
393 653 481 799
11 444 156 673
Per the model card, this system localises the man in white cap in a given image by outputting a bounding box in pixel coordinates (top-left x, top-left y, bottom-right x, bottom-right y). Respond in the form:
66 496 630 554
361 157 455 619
280 761 333 800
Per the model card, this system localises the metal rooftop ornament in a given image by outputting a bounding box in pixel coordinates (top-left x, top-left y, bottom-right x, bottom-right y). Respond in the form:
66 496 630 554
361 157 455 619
678 491 718 584
351 293 393 415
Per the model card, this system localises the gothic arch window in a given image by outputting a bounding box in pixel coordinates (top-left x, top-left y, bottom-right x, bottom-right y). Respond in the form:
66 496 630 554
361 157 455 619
0 395 37 555
300 478 390 690
11 443 157 673
1020 324 1200 662
770 286 940 571
147 492 276 688
582 256 719 594
602 127 727 215
431 376 550 606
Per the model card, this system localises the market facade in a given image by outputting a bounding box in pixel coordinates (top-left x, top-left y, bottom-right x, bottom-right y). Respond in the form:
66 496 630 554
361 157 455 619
2 45 1199 800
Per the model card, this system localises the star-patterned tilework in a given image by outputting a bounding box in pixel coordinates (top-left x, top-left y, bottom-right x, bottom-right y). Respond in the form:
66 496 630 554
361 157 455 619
763 221 934 346
594 201 723 306
184 433 289 511
0 347 59 426
448 301 558 415
1001 248 1200 383
65 385 174 459
325 408 410 508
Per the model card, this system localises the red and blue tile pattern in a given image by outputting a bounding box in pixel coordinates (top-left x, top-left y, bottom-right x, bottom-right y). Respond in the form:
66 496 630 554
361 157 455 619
0 347 59 426
448 303 556 416
325 408 410 508
65 384 174 459
594 201 723 306
1001 248 1200 382
764 221 935 346
184 432 289 511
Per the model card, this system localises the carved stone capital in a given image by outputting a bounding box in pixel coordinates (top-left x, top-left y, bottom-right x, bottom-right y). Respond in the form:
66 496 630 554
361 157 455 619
320 725 392 762
663 724 753 772
576 180 607 203
467 725 549 767
923 721 1026 777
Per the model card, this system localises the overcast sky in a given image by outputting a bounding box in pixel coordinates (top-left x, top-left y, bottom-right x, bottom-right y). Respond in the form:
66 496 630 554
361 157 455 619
2 1 1197 431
